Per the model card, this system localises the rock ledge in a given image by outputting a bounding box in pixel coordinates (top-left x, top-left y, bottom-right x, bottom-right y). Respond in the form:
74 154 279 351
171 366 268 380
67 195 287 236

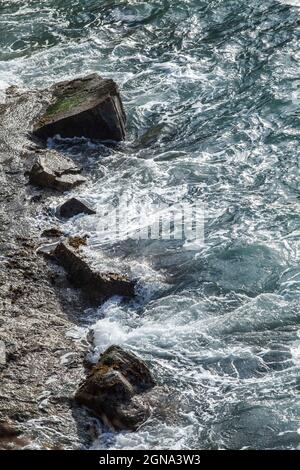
54 242 135 304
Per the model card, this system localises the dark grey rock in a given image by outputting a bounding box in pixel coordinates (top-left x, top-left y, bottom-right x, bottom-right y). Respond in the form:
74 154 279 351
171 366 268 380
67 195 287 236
59 198 96 219
54 242 135 304
27 149 86 191
75 345 155 430
41 228 65 238
33 74 126 141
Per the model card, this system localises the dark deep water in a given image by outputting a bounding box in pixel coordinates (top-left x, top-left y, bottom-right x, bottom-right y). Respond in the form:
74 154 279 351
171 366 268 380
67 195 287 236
1 0 300 449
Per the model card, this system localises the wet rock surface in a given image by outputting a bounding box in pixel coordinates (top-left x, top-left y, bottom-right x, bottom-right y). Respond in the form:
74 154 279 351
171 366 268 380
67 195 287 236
0 75 128 449
54 242 135 304
0 340 5 366
0 421 21 438
27 149 86 191
58 197 96 218
68 235 88 249
41 227 65 239
0 421 30 450
75 346 156 431
0 187 90 448
33 74 126 141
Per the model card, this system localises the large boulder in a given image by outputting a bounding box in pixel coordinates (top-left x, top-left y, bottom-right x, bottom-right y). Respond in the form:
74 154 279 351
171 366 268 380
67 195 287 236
54 242 135 303
33 74 126 141
75 346 156 430
58 197 96 219
27 149 86 191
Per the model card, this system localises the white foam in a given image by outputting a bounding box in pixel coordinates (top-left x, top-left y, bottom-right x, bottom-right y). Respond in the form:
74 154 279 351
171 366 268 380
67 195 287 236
279 0 300 6
91 422 196 451
291 335 300 364
91 318 129 359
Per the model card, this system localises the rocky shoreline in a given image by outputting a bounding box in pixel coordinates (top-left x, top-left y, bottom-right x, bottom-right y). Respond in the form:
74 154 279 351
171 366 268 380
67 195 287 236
0 75 156 449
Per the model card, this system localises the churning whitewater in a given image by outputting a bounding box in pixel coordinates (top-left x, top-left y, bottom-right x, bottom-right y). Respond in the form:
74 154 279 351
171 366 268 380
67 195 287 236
1 0 300 450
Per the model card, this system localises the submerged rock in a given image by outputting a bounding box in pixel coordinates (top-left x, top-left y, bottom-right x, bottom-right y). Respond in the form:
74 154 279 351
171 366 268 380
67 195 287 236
33 74 126 141
75 345 155 430
27 149 86 191
54 242 135 303
58 197 96 219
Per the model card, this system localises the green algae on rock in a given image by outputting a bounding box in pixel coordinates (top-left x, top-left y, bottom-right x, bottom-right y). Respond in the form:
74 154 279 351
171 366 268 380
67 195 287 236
33 74 126 141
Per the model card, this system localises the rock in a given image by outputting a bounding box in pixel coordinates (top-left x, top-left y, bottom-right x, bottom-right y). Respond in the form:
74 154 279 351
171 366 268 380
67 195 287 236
41 228 65 238
58 198 96 219
0 421 31 450
33 74 126 141
0 421 21 438
0 341 6 366
68 235 88 250
75 345 155 430
54 242 135 303
37 241 60 259
0 76 110 449
27 149 86 191
30 194 42 203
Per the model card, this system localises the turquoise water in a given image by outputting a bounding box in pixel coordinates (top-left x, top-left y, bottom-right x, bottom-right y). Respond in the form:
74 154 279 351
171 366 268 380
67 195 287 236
1 0 300 449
